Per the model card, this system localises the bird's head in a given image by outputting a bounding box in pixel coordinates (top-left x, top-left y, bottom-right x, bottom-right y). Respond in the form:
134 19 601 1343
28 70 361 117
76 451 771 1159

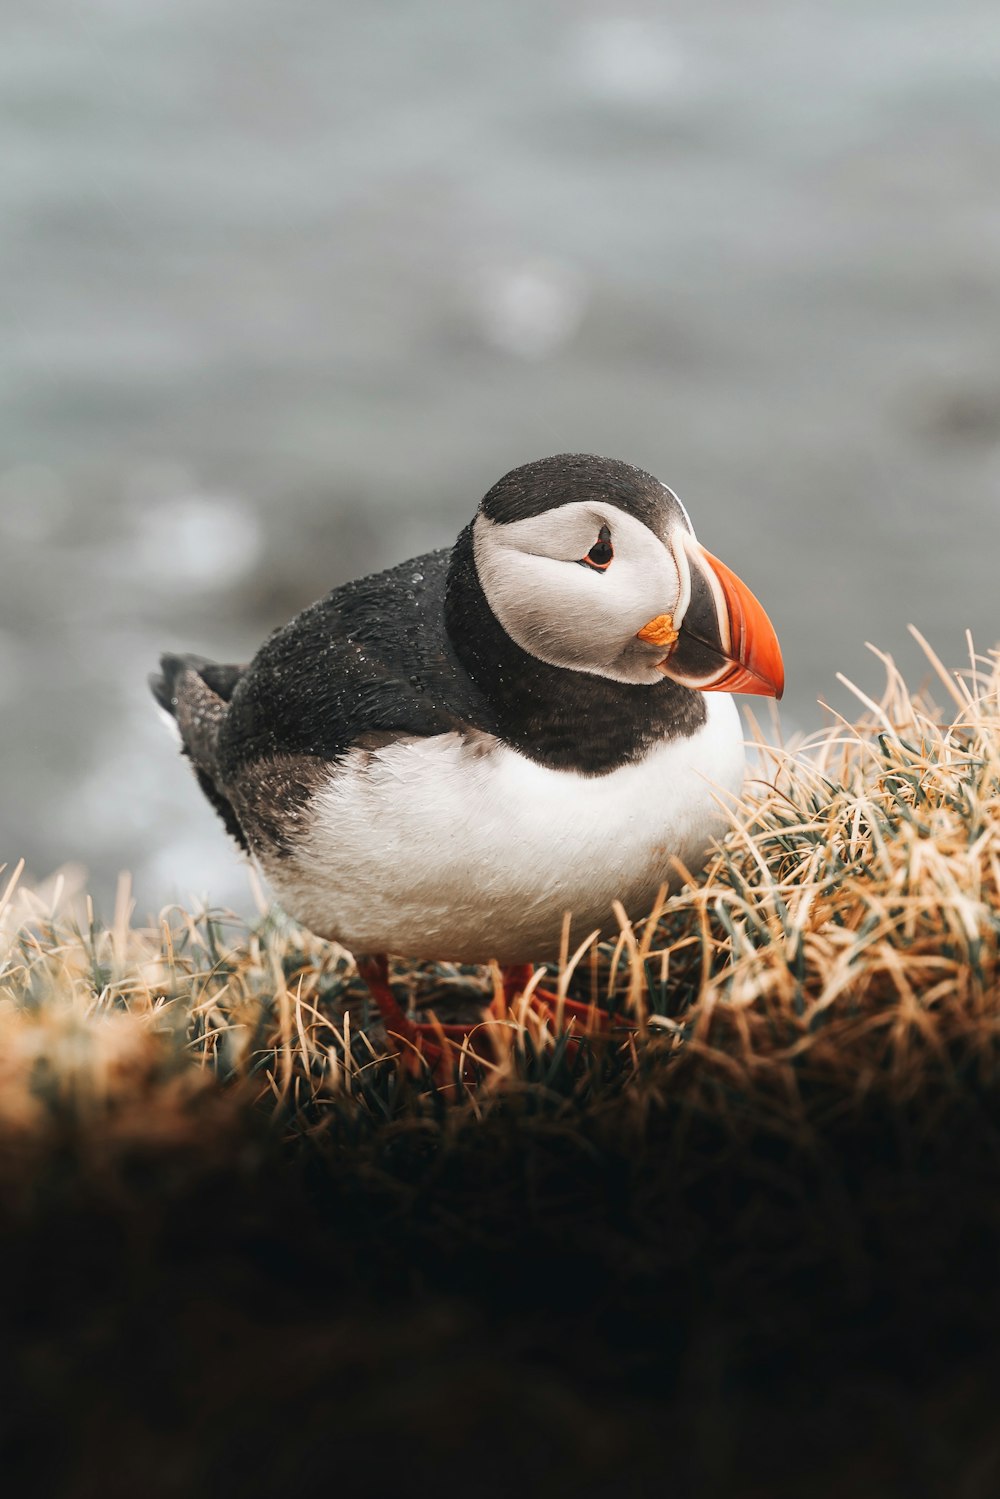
471 454 784 698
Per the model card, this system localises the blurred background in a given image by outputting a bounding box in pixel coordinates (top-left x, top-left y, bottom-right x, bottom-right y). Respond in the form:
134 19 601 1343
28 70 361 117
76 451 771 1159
2 0 999 916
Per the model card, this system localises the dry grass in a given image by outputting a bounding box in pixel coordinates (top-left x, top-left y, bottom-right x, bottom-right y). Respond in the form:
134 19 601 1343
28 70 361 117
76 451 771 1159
4 634 1000 1142
5 637 1000 1497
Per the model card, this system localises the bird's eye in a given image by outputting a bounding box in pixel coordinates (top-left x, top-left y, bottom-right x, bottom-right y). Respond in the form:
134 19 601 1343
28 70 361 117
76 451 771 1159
580 525 613 572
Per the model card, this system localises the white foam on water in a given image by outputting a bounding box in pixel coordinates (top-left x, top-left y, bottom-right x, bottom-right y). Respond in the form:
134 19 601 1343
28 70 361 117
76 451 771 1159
471 259 589 360
130 487 262 594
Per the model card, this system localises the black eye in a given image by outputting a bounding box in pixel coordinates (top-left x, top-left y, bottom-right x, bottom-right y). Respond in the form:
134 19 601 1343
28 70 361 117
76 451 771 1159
580 524 613 571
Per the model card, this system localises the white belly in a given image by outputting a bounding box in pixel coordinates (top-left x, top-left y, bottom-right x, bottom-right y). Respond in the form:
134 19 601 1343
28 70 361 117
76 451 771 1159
261 694 745 964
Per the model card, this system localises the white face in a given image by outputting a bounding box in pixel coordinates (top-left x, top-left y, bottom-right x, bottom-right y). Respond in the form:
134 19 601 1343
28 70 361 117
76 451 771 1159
472 497 695 685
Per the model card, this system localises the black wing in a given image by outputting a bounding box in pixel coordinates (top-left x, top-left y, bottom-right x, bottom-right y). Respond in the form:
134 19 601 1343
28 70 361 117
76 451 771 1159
215 546 491 781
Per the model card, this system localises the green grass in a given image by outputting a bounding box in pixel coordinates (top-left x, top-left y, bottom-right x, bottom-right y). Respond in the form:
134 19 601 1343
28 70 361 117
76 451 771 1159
4 636 1000 1497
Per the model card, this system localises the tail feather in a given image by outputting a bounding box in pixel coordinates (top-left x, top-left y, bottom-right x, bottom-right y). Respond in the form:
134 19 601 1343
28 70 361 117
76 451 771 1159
150 653 250 852
149 652 243 715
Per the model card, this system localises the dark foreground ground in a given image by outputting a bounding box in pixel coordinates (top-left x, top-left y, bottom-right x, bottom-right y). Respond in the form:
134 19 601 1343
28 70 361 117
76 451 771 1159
3 1033 999 1499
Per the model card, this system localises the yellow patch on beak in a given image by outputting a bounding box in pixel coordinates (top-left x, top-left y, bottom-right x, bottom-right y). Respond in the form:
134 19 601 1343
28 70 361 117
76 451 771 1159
636 613 679 650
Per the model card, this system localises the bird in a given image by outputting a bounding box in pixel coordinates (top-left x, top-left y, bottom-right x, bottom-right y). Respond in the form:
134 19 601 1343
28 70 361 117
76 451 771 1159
151 453 783 1054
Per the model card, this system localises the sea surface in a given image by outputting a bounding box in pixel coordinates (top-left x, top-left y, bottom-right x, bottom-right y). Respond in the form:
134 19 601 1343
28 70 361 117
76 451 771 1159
2 0 1000 915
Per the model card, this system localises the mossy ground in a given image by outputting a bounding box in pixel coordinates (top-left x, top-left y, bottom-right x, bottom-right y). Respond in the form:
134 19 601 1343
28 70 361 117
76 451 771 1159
4 638 1000 1497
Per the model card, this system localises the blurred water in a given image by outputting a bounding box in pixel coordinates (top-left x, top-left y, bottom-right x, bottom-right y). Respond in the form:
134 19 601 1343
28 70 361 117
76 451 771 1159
2 0 1000 916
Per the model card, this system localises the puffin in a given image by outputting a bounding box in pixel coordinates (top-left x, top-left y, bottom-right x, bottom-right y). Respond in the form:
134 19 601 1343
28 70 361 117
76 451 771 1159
151 454 783 1049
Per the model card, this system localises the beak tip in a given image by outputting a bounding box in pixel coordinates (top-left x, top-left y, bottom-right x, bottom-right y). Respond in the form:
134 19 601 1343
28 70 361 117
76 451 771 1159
760 665 784 701
694 544 784 703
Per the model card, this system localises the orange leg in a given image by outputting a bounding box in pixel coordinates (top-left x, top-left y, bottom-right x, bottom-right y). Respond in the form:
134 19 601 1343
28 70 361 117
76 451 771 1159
500 963 534 1009
355 955 421 1047
355 957 613 1072
355 955 498 1066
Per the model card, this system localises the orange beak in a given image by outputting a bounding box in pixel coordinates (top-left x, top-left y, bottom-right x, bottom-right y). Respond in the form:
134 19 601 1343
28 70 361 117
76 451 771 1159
639 541 784 699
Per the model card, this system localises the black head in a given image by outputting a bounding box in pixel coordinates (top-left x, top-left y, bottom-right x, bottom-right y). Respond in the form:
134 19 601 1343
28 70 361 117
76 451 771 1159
467 451 784 697
478 453 689 542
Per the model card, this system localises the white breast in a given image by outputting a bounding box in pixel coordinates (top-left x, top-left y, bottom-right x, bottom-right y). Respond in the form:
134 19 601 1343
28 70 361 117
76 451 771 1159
260 693 745 965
